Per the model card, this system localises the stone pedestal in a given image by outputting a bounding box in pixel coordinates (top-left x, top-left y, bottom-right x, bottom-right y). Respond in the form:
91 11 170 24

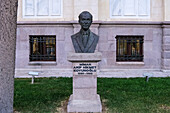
67 52 102 113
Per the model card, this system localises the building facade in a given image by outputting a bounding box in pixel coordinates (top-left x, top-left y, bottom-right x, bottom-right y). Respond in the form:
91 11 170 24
15 0 170 77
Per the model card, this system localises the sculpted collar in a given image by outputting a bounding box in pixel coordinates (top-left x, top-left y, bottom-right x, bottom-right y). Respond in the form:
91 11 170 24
80 29 90 35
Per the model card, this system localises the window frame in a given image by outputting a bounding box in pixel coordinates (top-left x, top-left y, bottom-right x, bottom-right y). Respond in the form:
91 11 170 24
116 35 144 62
29 35 56 62
110 0 150 19
22 0 63 18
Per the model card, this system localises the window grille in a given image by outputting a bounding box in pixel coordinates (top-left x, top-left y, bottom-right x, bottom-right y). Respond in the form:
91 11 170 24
116 35 144 62
29 35 56 61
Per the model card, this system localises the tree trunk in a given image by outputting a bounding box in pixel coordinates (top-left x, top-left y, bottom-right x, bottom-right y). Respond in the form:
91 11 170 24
0 0 18 112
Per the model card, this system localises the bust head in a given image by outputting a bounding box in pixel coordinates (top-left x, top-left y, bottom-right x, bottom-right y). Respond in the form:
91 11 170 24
78 11 93 31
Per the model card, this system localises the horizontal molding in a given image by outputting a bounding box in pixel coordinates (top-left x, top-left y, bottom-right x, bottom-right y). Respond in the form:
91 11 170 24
116 62 144 65
17 21 75 25
28 62 57 65
15 68 72 71
17 21 170 26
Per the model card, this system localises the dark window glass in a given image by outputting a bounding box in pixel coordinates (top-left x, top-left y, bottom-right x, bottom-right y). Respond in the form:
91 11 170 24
116 35 144 62
29 35 56 61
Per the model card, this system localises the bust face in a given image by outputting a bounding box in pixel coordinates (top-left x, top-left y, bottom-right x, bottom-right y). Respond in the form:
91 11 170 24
79 13 92 31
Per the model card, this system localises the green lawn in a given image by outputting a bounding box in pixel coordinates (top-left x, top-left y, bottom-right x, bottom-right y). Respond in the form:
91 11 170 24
14 77 170 113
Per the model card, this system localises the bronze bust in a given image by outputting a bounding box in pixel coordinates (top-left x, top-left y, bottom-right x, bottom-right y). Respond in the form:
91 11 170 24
71 11 99 53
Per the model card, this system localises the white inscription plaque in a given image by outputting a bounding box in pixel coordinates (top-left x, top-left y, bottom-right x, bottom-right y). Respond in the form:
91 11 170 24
73 62 97 75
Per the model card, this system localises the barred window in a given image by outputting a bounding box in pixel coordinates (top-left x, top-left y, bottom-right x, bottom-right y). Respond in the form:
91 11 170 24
116 35 144 62
29 35 56 61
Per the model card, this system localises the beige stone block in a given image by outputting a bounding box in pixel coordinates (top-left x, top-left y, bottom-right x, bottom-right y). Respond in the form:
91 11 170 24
98 43 110 51
98 0 109 21
98 28 109 42
99 41 115 52
163 29 170 36
162 59 170 68
64 27 73 40
73 88 97 100
90 25 99 35
163 36 170 44
67 51 102 112
99 58 108 66
152 0 163 8
63 0 74 20
145 29 154 41
162 51 170 59
63 0 73 7
114 27 133 36
67 94 102 112
164 0 170 21
73 75 97 88
108 31 116 41
151 5 163 21
20 42 29 50
144 42 153 52
67 52 102 62
65 42 74 52
57 42 71 65
73 0 98 20
144 58 155 66
74 0 97 6
102 51 115 58
107 58 116 66
163 44 170 51
56 27 65 41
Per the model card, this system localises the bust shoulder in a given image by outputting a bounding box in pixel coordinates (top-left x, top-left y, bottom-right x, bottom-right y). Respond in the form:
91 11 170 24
91 32 99 38
71 32 80 39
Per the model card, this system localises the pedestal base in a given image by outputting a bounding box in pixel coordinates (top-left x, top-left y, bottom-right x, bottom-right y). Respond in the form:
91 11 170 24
67 94 102 112
67 53 102 112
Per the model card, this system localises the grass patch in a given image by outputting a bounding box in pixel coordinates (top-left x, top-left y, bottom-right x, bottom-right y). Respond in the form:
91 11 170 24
14 77 170 113
98 77 170 113
14 77 72 113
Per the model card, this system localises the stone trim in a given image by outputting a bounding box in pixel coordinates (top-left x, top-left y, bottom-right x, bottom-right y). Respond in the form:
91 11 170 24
162 24 170 70
28 62 57 65
14 69 170 78
116 62 144 65
17 21 74 25
17 21 166 26
15 20 170 77
162 21 170 25
15 68 72 71
67 52 102 62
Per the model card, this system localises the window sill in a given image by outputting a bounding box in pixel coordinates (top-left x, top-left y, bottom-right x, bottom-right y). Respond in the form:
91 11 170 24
116 62 144 65
28 61 57 65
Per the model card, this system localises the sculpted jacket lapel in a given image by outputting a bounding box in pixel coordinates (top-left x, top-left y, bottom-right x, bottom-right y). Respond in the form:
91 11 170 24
75 32 84 52
84 31 95 52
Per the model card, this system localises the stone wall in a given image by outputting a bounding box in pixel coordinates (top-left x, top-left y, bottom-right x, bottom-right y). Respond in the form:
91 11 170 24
162 23 170 70
98 23 162 70
15 21 168 78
